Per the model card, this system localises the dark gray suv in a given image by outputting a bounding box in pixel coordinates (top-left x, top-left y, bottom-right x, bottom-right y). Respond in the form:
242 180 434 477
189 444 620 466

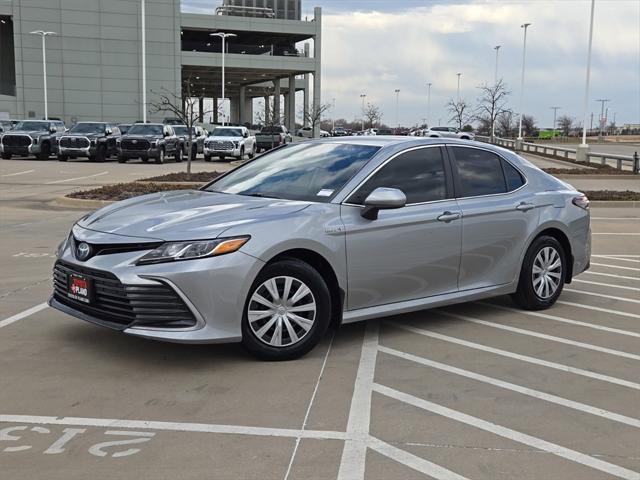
58 122 121 162
1 120 66 160
117 123 181 164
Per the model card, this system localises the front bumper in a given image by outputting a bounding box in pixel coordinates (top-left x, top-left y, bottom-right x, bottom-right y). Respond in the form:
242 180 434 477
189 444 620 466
59 146 97 157
119 147 160 158
204 146 240 157
51 230 265 344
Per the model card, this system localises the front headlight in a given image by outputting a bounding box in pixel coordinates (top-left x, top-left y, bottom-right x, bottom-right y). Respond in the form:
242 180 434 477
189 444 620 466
56 234 70 258
233 141 239 148
136 236 250 265
150 141 157 147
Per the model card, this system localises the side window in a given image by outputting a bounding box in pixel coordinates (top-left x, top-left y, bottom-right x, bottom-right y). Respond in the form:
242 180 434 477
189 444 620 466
452 147 507 197
502 160 525 191
348 147 448 205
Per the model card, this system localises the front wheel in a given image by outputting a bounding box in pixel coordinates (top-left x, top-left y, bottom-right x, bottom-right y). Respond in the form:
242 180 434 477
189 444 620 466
204 154 211 162
248 145 256 159
117 155 127 164
155 148 165 164
511 236 566 310
175 147 182 162
241 259 331 361
57 154 68 162
1 153 11 160
37 142 51 160
96 144 107 162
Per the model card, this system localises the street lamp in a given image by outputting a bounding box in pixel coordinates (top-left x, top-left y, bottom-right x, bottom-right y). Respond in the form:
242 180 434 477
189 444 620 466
394 89 400 129
141 0 147 122
580 0 596 148
210 32 237 126
360 93 366 131
550 106 561 137
456 73 462 102
517 23 531 141
596 99 610 140
30 30 56 120
426 82 432 128
493 45 501 83
332 97 336 132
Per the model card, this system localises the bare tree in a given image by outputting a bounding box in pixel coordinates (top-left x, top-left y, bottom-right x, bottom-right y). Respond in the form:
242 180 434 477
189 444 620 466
447 98 471 130
521 114 538 138
148 78 213 179
475 80 511 140
363 103 383 129
557 115 573 137
302 103 332 137
496 111 517 137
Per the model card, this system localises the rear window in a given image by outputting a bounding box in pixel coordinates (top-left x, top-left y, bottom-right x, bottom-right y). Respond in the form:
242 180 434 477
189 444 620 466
451 147 507 197
502 160 526 191
260 126 283 134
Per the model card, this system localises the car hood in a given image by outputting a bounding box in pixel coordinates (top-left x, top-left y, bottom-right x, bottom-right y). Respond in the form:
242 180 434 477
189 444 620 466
62 133 102 139
122 134 162 139
77 190 311 241
5 130 49 137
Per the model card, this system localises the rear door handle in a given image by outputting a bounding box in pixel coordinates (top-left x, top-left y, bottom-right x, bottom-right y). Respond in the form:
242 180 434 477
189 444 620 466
516 202 536 212
437 211 461 222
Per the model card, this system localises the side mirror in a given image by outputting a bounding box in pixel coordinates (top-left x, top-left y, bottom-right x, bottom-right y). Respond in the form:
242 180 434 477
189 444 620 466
105 128 112 136
49 127 57 133
361 187 406 220
243 131 248 138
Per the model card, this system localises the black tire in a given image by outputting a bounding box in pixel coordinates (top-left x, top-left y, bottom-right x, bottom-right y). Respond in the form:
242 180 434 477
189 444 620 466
117 155 127 164
37 142 51 160
155 148 165 164
248 145 256 159
204 155 211 162
241 259 331 361
175 147 182 162
96 144 107 162
57 154 68 162
1 153 11 160
511 235 566 310
219 155 225 162
191 144 198 160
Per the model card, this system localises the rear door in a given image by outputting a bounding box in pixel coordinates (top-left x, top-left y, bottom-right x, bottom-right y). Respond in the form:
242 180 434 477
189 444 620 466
448 146 539 290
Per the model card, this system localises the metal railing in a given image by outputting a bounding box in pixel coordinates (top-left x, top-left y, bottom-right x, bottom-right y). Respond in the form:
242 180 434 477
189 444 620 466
476 135 639 173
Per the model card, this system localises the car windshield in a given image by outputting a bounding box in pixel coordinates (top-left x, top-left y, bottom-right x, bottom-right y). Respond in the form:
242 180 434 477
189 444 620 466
14 121 50 131
173 126 188 136
69 123 106 134
118 125 131 134
206 143 380 202
127 124 163 135
212 128 242 137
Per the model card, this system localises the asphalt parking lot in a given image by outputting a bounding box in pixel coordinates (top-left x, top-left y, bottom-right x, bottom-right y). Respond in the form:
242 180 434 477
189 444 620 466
1 158 640 479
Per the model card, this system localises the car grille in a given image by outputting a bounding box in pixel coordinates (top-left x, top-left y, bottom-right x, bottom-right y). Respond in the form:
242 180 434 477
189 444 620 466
207 140 234 150
2 134 31 147
121 139 150 151
59 136 90 148
53 261 197 329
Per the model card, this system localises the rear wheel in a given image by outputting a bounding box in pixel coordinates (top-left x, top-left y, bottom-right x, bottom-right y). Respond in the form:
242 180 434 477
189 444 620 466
96 144 107 162
204 154 211 162
57 154 68 162
37 142 51 160
241 259 331 361
512 236 566 310
248 144 256 159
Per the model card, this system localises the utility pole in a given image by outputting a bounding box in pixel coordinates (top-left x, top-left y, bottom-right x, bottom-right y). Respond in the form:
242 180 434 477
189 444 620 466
360 93 366 131
596 98 609 140
426 82 432 128
211 32 237 126
30 30 56 121
332 97 335 132
517 23 531 142
551 106 561 136
494 45 501 83
394 89 400 130
456 73 462 102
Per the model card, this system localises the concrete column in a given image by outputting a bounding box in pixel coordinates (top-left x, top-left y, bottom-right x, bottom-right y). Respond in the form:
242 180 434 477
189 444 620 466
312 7 322 137
243 97 254 126
264 95 270 124
213 97 218 124
230 97 240 124
273 79 281 124
303 74 310 127
284 93 289 128
288 74 296 132
198 97 204 123
239 86 246 125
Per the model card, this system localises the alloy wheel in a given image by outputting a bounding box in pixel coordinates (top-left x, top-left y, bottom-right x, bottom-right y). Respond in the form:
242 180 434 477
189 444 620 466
247 276 316 347
532 246 562 299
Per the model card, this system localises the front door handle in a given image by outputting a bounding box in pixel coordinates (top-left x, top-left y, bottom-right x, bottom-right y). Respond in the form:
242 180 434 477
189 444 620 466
437 211 461 222
516 202 536 212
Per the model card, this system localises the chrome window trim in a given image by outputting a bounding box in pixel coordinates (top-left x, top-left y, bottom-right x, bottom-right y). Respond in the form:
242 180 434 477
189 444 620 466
340 144 451 207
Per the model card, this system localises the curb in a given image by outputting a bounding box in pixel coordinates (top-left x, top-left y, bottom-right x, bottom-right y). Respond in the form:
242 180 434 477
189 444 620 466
590 200 640 208
52 196 115 209
133 181 204 187
555 174 639 180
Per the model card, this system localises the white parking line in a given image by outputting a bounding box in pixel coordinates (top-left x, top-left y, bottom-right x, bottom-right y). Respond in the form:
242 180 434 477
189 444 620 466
379 346 640 429
573 278 640 293
367 437 470 480
0 303 48 329
1 169 34 177
599 257 640 264
591 262 640 272
565 288 640 305
591 218 640 220
45 172 109 185
478 302 640 338
338 322 379 480
392 324 640 391
438 311 640 361
584 271 640 282
557 301 640 320
592 233 640 236
0 414 348 441
373 384 640 480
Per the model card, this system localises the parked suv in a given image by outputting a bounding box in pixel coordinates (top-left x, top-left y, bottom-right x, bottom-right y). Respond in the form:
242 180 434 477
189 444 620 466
424 126 474 140
173 125 207 159
58 122 121 162
204 126 256 162
0 119 19 133
117 123 181 164
255 125 292 153
0 120 65 160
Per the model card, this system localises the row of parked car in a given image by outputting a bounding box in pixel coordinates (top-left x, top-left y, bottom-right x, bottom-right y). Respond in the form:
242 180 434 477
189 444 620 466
0 120 297 163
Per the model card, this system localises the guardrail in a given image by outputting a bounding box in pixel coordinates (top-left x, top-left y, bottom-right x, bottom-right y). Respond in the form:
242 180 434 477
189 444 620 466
476 135 639 173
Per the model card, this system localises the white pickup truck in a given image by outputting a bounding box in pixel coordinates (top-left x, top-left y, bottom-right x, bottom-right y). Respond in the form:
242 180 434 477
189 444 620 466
203 126 257 162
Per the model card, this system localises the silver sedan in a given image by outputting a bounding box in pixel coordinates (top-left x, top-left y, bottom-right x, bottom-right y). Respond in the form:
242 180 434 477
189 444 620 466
51 138 591 360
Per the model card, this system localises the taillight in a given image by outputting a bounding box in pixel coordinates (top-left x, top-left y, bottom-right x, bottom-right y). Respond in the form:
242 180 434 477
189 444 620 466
572 194 590 210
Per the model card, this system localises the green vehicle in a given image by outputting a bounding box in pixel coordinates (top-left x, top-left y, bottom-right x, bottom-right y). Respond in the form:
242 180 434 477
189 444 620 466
538 129 561 139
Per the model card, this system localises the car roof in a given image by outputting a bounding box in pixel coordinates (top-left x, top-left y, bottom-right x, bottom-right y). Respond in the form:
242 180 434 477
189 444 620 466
301 136 508 152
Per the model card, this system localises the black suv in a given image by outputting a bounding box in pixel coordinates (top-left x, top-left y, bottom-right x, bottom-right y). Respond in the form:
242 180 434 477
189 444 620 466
57 122 121 162
117 123 181 164
0 120 66 160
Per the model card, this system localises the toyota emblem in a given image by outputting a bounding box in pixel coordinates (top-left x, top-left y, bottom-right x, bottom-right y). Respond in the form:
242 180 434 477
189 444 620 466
132 139 138 144
76 242 91 261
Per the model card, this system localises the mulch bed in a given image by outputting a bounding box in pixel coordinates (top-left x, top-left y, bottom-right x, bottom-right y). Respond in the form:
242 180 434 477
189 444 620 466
543 166 635 175
583 190 640 201
67 182 204 202
139 171 224 183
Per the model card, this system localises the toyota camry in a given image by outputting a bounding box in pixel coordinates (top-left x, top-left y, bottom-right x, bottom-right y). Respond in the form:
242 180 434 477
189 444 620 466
51 138 591 360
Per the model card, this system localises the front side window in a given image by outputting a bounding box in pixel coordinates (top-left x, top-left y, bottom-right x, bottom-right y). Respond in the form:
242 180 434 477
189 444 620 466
173 126 188 136
348 147 448 205
207 143 380 203
452 147 507 197
15 121 50 131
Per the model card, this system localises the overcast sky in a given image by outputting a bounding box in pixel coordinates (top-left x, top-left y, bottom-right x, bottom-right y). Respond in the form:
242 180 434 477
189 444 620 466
183 0 640 128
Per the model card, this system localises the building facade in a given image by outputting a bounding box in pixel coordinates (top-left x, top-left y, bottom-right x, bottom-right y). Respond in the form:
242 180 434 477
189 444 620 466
0 0 321 133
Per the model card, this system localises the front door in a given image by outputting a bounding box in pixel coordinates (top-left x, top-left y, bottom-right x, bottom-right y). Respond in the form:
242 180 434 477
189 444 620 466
342 146 462 311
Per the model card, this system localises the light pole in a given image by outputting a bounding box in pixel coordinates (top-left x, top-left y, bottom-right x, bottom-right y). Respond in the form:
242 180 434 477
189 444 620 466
551 106 561 136
456 73 462 102
30 30 56 120
596 99 609 140
360 93 366 131
426 82 432 128
141 0 146 122
580 0 596 148
332 97 336 132
210 32 237 126
394 89 400 130
517 23 531 141
494 45 501 83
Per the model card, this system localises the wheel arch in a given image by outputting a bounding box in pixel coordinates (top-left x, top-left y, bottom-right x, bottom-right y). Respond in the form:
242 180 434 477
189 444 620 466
528 226 574 283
